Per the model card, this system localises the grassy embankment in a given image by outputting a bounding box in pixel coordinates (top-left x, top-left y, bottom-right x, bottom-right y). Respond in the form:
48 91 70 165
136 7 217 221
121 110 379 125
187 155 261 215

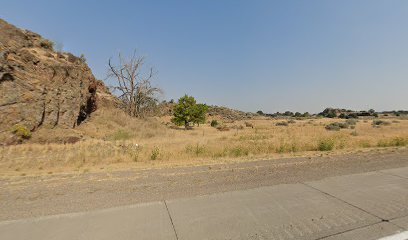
1 108 408 176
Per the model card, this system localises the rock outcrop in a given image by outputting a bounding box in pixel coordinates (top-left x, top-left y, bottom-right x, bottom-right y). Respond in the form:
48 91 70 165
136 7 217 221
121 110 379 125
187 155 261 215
0 19 97 144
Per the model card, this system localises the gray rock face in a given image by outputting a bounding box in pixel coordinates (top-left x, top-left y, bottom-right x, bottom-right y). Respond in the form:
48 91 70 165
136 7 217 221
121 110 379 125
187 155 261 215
0 19 97 144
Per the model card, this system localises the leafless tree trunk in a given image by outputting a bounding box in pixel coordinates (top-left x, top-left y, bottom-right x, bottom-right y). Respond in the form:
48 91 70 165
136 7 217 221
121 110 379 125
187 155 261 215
107 51 162 118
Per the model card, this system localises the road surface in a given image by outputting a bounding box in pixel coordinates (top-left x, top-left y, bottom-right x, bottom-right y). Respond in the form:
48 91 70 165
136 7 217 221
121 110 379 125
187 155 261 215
0 149 408 239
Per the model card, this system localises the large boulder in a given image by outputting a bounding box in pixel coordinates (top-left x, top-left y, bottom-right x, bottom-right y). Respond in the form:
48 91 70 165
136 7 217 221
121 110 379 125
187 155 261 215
0 19 97 144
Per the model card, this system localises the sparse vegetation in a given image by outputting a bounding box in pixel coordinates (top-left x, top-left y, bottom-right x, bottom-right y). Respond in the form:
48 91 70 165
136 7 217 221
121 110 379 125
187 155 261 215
150 146 160 160
109 129 132 141
345 119 358 125
318 138 335 151
10 124 32 139
40 39 54 50
216 125 230 131
276 121 289 126
210 120 219 127
377 137 408 147
325 122 349 131
244 122 253 128
372 120 391 127
2 109 408 176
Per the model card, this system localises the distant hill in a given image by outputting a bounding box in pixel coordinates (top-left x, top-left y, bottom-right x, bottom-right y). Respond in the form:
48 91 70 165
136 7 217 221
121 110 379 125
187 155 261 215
158 101 257 121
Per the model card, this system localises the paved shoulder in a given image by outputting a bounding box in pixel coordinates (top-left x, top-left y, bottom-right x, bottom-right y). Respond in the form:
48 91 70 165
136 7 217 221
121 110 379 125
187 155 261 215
306 171 408 220
0 202 176 240
166 183 379 240
321 222 404 240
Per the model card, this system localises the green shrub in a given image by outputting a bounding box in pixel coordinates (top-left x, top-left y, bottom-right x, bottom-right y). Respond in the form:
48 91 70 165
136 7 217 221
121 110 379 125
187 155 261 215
318 138 335 151
210 120 219 127
287 119 296 124
11 124 31 139
150 146 160 160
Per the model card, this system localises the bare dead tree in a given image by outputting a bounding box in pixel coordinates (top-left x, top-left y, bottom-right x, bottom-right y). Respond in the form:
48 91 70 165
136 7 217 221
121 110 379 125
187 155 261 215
107 51 162 118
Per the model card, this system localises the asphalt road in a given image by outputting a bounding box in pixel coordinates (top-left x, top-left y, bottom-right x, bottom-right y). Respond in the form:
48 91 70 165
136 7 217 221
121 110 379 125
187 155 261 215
1 166 408 239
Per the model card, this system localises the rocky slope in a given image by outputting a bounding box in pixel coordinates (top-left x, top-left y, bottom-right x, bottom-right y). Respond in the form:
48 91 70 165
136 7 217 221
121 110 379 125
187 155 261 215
158 102 256 121
0 19 97 144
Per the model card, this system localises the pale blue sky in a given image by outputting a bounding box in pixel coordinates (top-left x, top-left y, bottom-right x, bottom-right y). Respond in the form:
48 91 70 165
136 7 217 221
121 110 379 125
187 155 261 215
1 1 407 113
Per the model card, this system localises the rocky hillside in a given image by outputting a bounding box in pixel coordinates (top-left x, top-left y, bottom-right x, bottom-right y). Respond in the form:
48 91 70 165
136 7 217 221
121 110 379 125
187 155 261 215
158 102 256 121
0 19 98 144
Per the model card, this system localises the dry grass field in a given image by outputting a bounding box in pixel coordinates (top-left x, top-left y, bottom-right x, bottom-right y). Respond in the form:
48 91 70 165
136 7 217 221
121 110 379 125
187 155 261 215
1 108 408 176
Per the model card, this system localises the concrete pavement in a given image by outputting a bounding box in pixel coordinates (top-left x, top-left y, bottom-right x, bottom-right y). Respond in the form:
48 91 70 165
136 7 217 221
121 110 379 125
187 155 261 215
1 167 408 240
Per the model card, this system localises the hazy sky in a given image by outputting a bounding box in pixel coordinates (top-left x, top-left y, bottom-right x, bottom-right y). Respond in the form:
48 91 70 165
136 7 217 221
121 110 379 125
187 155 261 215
2 1 407 113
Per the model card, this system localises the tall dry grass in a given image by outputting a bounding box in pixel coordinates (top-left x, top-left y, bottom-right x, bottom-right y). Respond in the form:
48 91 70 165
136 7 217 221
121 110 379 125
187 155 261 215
1 109 408 176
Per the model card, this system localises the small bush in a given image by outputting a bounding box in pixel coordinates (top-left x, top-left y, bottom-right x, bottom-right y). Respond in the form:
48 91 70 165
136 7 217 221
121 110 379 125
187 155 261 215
79 54 86 63
350 130 358 136
345 119 358 125
210 120 219 127
11 124 31 139
325 122 349 131
287 119 296 124
325 123 340 131
372 120 390 127
150 146 160 160
318 138 335 151
276 121 289 126
40 39 54 50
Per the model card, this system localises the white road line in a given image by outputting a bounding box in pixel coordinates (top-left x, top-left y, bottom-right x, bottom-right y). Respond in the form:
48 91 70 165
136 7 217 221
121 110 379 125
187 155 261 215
378 231 408 240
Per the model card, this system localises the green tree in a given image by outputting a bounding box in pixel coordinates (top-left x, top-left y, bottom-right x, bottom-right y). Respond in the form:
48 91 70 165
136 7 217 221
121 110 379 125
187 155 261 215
192 103 208 126
171 95 208 129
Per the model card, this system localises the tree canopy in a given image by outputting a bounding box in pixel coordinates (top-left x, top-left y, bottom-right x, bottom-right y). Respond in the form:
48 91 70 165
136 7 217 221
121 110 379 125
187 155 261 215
171 95 208 129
